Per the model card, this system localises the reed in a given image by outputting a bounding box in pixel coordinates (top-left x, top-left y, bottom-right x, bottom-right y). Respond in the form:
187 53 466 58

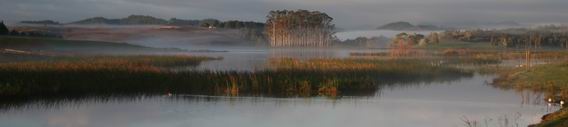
0 57 472 98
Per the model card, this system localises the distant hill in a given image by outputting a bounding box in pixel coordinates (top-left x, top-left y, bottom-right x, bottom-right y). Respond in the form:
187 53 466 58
71 15 168 25
20 20 61 25
72 17 116 24
168 18 200 26
378 21 415 30
378 21 443 30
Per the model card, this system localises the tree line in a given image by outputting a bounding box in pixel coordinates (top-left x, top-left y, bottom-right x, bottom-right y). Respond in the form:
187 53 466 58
265 10 335 47
0 22 61 38
69 15 266 30
334 36 390 48
445 29 568 49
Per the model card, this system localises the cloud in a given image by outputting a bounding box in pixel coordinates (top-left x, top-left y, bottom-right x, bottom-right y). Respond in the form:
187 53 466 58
1 0 568 29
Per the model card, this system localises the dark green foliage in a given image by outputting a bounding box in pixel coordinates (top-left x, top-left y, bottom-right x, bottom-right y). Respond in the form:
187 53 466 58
0 22 8 35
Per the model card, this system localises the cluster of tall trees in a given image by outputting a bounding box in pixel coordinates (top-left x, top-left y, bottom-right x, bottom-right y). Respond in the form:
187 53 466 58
265 10 335 47
390 33 417 57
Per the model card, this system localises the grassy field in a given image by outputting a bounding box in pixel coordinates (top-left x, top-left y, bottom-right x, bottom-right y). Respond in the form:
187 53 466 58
494 62 568 93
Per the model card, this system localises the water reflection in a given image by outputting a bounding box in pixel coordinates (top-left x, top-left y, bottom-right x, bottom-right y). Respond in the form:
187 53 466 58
0 75 560 127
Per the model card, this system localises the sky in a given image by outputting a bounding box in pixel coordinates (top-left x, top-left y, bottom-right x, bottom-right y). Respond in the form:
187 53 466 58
1 0 568 29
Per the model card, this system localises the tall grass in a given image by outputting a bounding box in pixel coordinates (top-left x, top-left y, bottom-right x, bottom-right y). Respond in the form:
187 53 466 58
0 57 472 98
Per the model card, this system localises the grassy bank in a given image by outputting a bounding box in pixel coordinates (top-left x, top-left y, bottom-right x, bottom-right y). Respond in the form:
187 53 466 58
493 62 568 94
494 62 568 127
0 57 472 98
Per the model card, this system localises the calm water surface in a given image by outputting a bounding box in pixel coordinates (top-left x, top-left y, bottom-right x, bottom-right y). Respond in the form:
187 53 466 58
0 74 560 127
0 48 561 127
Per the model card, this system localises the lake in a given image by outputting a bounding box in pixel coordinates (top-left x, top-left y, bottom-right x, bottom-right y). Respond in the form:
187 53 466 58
0 74 558 127
0 48 561 127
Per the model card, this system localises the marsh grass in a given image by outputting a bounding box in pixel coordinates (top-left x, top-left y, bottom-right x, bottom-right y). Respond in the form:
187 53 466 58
0 57 472 98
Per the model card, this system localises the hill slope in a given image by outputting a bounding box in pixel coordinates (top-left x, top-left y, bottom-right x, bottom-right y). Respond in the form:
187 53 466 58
378 21 443 30
0 36 181 54
71 15 168 25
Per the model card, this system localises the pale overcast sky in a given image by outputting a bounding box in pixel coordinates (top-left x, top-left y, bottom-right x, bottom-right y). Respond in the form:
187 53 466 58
1 0 568 29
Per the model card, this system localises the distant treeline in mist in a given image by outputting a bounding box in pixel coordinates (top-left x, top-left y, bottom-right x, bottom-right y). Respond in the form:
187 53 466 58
18 15 268 44
266 10 335 47
14 12 393 48
0 22 62 38
31 15 268 30
334 36 390 48
19 20 62 25
445 26 568 49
